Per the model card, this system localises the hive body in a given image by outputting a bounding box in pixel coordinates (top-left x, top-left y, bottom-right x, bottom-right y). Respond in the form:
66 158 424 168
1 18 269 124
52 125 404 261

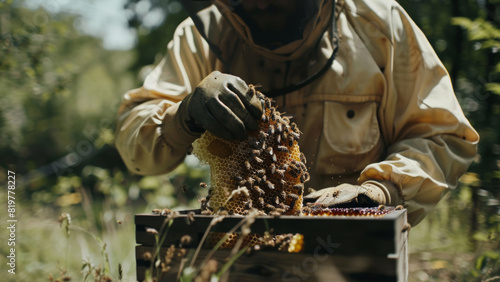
192 86 308 216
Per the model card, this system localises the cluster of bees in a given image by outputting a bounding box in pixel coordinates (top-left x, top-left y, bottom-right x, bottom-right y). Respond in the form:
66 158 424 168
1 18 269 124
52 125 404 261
192 85 309 216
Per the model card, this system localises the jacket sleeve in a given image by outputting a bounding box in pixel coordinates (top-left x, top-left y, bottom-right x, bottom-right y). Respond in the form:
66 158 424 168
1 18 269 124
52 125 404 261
115 19 212 175
357 1 479 225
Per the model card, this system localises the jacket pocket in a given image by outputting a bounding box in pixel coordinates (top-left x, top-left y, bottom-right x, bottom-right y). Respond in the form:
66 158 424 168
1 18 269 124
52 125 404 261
316 101 384 175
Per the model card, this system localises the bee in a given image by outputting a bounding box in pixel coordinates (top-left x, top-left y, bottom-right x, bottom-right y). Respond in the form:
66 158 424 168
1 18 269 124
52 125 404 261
267 124 275 135
238 179 247 186
257 169 265 176
275 208 286 214
276 134 281 144
290 131 300 141
279 203 290 211
252 156 264 164
182 185 188 193
272 154 277 163
258 197 265 208
249 137 260 149
187 211 195 222
259 131 268 142
288 167 300 178
266 204 277 211
265 180 275 190
277 145 289 153
270 108 277 121
262 114 269 123
275 196 281 205
265 98 272 109
276 123 283 133
234 175 243 182
282 116 290 124
199 182 208 188
270 163 276 174
161 209 172 216
247 177 256 186
280 179 286 186
245 200 253 210
152 209 161 215
276 169 285 178
288 137 294 147
201 210 212 215
293 184 304 194
280 191 287 201
266 146 273 156
300 172 311 182
261 175 267 182
300 152 307 164
244 161 252 171
253 186 265 195
281 164 289 171
286 193 300 201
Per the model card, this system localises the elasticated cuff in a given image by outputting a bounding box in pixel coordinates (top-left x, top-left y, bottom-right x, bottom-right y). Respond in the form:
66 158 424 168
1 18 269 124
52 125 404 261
161 102 203 149
361 180 404 206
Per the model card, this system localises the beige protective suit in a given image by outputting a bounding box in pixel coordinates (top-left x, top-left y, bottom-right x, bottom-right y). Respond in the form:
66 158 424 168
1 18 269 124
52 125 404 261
115 0 479 225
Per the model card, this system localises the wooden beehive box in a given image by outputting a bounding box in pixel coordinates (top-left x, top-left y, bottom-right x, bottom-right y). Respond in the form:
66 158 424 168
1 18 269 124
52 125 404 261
135 208 408 281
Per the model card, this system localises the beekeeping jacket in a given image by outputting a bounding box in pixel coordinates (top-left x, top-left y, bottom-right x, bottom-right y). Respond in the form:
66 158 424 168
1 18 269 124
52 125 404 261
115 0 479 225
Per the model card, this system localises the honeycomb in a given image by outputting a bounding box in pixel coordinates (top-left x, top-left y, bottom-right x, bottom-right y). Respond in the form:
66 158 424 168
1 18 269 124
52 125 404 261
192 85 308 216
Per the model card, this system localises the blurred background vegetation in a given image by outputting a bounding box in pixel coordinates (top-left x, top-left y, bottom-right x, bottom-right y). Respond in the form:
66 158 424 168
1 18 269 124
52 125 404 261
0 0 499 281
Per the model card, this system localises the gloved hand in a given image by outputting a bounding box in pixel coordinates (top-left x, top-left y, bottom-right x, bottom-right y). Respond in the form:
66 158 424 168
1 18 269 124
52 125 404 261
180 71 263 140
303 183 388 208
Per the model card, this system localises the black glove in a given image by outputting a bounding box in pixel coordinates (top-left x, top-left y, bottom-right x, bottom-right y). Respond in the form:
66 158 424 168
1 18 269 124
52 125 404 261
303 183 387 208
180 71 263 140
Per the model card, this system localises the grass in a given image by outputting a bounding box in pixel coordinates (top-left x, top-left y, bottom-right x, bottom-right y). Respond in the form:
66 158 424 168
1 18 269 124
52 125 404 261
2 177 499 281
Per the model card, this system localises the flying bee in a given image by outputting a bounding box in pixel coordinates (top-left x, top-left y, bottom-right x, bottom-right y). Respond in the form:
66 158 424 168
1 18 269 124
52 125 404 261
277 145 289 153
199 182 208 188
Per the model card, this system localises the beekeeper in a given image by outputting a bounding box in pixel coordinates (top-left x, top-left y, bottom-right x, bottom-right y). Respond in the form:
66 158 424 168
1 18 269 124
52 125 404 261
115 0 479 225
